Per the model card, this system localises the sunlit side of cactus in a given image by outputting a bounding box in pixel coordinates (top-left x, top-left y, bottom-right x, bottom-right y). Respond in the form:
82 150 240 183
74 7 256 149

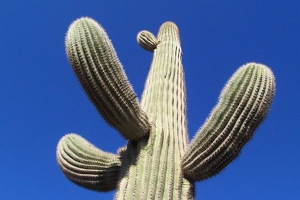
56 17 275 199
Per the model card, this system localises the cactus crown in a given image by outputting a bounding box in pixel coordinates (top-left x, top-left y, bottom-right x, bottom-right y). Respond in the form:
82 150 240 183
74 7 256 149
57 17 275 199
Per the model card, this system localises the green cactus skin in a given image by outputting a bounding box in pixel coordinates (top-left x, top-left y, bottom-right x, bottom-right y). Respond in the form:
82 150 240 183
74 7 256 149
57 17 275 199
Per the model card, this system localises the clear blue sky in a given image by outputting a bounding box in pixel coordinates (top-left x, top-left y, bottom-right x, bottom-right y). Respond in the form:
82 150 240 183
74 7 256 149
1 1 299 199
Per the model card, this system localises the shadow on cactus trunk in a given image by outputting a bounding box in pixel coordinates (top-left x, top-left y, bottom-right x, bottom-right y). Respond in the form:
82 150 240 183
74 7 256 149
56 17 275 199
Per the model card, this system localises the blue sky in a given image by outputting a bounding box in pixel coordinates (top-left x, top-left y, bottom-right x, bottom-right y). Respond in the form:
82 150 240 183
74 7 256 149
1 1 299 199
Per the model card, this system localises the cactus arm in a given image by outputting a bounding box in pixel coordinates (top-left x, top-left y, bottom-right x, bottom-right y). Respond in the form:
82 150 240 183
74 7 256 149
56 134 121 192
182 63 275 181
65 17 150 141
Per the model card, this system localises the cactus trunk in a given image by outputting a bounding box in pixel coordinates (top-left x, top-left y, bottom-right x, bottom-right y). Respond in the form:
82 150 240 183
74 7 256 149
115 22 194 199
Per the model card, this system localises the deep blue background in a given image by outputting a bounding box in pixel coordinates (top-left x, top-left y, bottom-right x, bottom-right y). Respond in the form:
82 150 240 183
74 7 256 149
1 1 299 199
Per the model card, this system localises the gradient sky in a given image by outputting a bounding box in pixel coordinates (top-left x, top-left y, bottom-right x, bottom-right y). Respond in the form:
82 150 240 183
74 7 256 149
1 1 299 199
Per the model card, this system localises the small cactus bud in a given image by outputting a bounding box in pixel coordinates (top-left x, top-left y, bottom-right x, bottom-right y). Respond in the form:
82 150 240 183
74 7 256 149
137 30 159 52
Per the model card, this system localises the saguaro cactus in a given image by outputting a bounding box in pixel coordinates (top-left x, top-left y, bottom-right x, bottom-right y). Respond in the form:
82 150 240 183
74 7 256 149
56 17 275 199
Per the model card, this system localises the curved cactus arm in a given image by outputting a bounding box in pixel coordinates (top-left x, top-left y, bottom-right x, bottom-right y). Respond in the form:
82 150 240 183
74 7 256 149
182 63 275 181
56 134 122 192
65 17 150 141
137 30 159 52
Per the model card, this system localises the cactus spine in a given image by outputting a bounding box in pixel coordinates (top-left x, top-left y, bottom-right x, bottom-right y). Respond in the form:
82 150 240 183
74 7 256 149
57 17 275 199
